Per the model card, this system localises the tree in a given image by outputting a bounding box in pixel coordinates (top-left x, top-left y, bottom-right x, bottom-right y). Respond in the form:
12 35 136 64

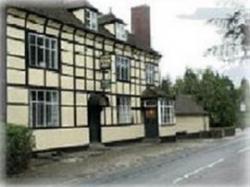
173 78 184 95
182 68 200 95
173 68 239 127
173 68 200 96
160 75 174 97
205 0 250 63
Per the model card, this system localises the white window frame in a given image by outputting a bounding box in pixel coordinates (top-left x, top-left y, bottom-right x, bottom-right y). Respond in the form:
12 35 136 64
146 63 155 85
116 56 130 81
85 9 98 31
30 90 59 128
117 96 131 124
28 32 58 70
116 23 127 41
158 99 176 125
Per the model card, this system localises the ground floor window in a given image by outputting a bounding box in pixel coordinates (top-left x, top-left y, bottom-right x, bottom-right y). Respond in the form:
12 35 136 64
158 99 175 125
117 96 131 124
30 90 59 128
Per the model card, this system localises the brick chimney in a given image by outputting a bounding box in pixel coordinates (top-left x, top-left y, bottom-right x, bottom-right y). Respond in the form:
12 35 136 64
131 5 151 49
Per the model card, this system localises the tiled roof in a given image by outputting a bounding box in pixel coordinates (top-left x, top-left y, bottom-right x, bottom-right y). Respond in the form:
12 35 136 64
7 2 160 56
99 13 125 25
63 0 98 12
175 95 207 116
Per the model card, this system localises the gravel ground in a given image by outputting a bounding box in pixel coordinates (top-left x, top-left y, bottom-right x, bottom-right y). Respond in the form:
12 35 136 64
5 138 222 185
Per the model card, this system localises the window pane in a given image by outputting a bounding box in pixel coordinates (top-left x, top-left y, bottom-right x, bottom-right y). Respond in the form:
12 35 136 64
52 105 58 126
51 92 57 102
29 34 36 44
31 103 37 127
37 102 44 127
31 91 36 101
46 92 51 102
45 38 50 49
51 40 56 49
46 104 52 125
38 47 45 67
30 46 36 66
37 36 44 46
38 91 44 101
45 49 50 66
51 50 56 69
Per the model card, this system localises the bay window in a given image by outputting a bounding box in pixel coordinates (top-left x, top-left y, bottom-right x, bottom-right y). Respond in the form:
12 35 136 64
158 99 175 125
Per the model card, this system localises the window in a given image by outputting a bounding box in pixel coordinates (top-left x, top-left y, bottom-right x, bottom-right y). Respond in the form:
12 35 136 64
158 99 175 125
30 90 59 128
28 33 58 70
146 63 155 84
116 56 130 81
85 9 98 31
116 23 127 41
117 96 131 124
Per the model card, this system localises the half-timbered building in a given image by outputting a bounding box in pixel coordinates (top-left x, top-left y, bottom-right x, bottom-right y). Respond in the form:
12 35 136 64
2 1 172 151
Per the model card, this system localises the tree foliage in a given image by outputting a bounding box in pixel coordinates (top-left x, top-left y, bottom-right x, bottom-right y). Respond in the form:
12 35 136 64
205 0 250 63
6 124 33 175
161 68 241 127
160 75 175 97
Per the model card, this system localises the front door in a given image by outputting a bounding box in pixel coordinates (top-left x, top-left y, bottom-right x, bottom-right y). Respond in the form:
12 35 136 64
88 106 101 143
144 107 159 138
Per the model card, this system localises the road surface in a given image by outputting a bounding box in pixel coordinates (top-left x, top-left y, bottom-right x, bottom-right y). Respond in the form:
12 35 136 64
77 131 250 186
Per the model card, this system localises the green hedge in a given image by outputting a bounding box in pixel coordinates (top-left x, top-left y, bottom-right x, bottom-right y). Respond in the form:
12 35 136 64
6 124 33 175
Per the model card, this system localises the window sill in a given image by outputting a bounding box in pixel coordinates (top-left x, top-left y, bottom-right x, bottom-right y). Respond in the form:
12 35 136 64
117 79 131 83
30 126 60 129
146 83 155 86
28 65 59 73
116 123 133 126
160 123 176 127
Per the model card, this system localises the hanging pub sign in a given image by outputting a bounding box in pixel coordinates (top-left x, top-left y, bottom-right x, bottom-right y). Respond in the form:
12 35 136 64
101 79 111 89
100 55 112 70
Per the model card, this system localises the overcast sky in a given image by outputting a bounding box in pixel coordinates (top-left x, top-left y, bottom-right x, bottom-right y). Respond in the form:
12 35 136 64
88 0 250 86
3 0 250 85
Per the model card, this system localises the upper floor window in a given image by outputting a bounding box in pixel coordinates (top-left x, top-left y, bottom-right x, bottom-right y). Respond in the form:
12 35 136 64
158 99 175 125
116 56 130 81
30 90 59 128
85 9 98 31
146 63 155 84
28 33 58 70
117 96 131 124
116 23 127 41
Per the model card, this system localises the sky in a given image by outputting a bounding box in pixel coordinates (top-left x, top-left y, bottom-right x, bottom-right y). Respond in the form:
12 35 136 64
87 0 250 86
3 0 250 85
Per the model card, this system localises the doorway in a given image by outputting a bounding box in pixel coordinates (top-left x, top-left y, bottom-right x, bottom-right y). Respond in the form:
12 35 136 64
144 107 159 138
87 94 109 143
88 105 102 143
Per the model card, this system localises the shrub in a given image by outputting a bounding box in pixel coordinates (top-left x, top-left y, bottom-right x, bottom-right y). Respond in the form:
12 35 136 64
6 124 33 175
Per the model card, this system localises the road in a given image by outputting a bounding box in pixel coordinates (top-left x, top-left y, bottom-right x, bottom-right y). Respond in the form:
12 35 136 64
78 131 250 186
